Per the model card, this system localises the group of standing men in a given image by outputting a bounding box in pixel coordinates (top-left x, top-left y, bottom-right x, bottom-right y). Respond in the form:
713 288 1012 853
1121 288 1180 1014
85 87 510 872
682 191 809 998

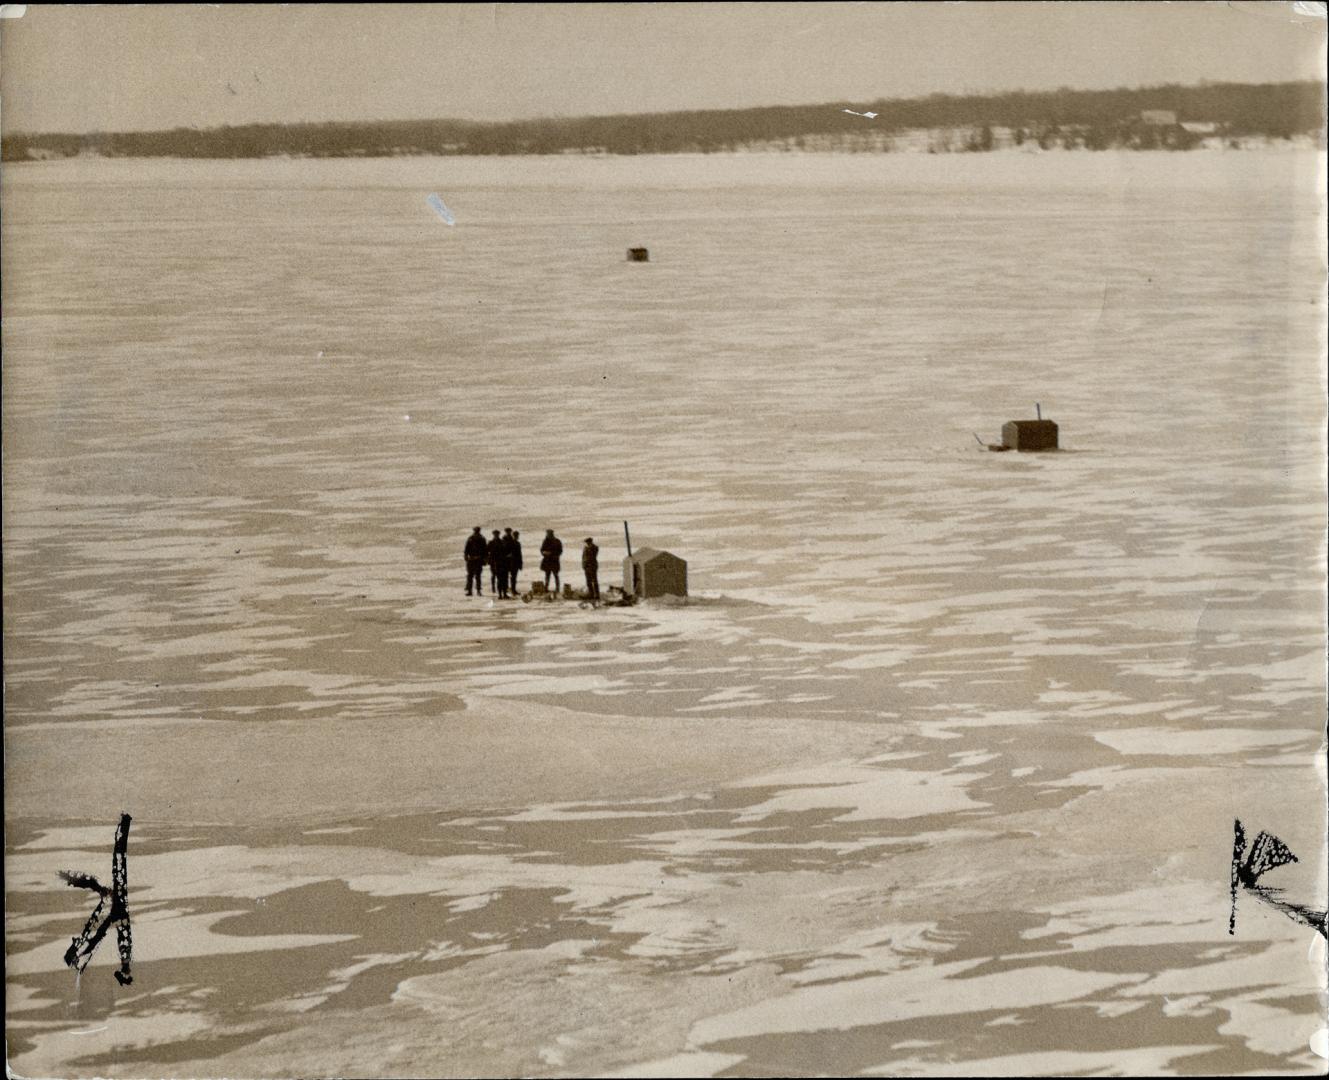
463 527 600 600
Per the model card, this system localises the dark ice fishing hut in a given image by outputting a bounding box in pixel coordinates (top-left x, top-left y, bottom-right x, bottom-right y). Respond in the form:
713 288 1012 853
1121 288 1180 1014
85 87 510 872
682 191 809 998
627 247 649 262
1001 419 1059 451
623 547 687 598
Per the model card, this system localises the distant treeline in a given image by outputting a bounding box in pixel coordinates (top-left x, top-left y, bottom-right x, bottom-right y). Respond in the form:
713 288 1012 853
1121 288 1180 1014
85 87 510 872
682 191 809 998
3 81 1323 161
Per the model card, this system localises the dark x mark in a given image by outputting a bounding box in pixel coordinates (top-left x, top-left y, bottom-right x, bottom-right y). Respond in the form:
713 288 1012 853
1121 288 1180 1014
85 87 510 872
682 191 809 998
1229 818 1327 940
59 813 133 985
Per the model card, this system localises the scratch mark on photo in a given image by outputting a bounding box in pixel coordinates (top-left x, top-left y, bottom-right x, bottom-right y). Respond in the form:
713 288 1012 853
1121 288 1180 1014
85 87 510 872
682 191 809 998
427 193 456 225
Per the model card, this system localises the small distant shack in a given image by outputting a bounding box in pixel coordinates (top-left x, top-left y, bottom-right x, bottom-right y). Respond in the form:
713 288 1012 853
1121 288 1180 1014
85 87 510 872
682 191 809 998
1001 419 1059 452
1140 110 1178 127
627 247 649 262
623 547 687 598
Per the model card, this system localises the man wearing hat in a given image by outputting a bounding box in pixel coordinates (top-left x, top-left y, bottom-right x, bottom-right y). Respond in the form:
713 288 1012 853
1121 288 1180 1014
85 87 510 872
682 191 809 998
582 537 600 601
540 529 563 595
463 526 487 596
487 529 510 598
507 529 523 596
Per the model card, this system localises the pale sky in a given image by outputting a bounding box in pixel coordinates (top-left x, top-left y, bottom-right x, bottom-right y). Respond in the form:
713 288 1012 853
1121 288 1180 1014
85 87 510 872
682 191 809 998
1 2 1324 134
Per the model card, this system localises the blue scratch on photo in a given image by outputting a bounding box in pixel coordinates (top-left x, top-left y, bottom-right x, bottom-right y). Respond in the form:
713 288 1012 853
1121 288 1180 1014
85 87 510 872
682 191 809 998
426 193 455 226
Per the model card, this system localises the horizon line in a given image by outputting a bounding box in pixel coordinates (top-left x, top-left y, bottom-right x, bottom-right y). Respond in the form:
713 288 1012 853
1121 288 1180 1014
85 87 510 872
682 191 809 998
4 77 1322 141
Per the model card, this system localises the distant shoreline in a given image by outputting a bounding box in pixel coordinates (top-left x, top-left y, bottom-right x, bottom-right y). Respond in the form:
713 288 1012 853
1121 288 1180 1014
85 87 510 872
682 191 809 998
5 131 1322 165
4 79 1323 162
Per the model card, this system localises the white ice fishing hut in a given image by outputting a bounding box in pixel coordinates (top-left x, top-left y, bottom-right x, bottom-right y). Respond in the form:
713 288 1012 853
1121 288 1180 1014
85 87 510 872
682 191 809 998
623 547 687 598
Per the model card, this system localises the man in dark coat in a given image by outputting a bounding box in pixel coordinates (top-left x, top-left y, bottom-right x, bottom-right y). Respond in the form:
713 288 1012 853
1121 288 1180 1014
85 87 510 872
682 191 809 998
540 530 563 594
506 529 523 596
582 537 600 601
487 529 509 598
464 526 487 596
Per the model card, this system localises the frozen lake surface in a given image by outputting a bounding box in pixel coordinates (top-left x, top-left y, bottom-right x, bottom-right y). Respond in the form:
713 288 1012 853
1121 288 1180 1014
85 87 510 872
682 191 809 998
4 151 1326 1076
